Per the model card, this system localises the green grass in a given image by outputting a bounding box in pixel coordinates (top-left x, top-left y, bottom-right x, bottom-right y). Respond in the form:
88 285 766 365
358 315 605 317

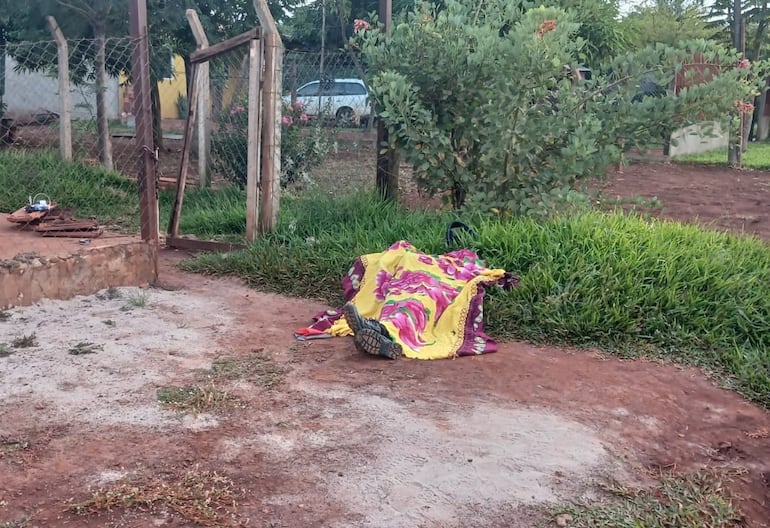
182 191 770 407
674 141 770 169
557 469 742 528
0 150 141 230
0 149 246 238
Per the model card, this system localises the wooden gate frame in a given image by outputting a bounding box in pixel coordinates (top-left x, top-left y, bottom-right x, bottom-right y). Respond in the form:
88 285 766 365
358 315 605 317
167 0 284 250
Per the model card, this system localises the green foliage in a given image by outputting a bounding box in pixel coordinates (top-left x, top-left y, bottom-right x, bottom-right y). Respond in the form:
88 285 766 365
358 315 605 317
353 0 766 216
674 141 770 169
621 0 716 50
211 100 330 189
183 191 770 406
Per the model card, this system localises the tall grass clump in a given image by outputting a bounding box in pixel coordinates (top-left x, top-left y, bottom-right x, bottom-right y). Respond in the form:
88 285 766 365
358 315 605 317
184 192 453 303
184 192 770 406
158 186 247 240
0 149 139 230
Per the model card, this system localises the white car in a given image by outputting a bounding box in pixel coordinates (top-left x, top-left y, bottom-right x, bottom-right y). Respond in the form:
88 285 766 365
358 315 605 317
286 78 372 127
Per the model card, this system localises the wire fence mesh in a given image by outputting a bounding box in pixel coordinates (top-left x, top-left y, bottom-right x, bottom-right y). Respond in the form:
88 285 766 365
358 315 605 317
0 38 383 256
0 36 153 258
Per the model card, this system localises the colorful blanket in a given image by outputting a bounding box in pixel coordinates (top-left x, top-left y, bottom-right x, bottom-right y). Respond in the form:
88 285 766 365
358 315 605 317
296 241 517 360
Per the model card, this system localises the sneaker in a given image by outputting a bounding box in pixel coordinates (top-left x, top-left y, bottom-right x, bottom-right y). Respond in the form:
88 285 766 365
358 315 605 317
355 328 403 360
342 303 391 337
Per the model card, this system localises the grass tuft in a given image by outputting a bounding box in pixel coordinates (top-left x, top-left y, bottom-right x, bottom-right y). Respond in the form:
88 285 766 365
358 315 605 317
68 467 241 526
68 342 103 355
0 343 12 358
157 385 243 414
205 349 287 389
11 334 37 349
122 291 149 310
559 469 744 528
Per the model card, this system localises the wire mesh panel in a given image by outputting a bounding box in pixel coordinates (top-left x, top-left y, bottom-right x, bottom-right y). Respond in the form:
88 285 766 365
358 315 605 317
0 37 151 255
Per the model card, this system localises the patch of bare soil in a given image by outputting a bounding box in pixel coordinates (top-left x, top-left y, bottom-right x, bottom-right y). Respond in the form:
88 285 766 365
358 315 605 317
1 251 768 527
599 162 770 241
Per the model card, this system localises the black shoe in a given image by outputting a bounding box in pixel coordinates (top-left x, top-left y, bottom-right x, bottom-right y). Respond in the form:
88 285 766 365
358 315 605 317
354 328 403 360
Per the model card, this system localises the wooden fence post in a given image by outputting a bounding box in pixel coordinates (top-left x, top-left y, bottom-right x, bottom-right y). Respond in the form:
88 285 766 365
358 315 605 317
46 16 73 161
186 9 212 188
246 38 263 242
254 0 283 234
129 0 160 246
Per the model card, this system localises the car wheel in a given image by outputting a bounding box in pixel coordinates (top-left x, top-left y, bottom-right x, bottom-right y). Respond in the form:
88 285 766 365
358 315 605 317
335 107 356 128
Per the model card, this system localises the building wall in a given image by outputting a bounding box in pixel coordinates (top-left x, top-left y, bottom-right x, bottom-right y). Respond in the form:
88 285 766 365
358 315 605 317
119 54 188 120
669 121 728 157
2 55 120 120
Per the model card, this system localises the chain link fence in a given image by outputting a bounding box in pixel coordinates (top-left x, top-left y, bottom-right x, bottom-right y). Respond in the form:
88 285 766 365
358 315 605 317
0 35 156 258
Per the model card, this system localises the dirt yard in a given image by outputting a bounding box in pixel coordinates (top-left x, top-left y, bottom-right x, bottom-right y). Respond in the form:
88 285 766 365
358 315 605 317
1 248 769 528
2 136 770 527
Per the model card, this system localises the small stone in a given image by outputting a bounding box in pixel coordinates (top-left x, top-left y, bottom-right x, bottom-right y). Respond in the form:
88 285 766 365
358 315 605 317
555 513 573 527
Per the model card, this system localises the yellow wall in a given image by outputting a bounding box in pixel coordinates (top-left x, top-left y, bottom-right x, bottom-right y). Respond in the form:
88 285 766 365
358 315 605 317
118 54 188 120
157 55 188 119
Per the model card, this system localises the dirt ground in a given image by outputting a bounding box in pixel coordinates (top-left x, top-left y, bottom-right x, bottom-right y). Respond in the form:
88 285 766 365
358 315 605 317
3 135 770 527
1 250 769 528
598 162 770 241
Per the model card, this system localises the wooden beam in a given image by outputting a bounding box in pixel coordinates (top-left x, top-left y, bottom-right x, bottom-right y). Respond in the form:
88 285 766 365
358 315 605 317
129 0 160 248
167 64 200 237
246 38 262 242
46 16 72 161
254 0 283 234
190 28 261 64
166 237 246 253
186 9 212 188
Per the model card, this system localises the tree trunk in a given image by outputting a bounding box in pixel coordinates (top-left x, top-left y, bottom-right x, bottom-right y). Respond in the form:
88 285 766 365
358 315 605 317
150 79 163 150
728 0 742 167
758 86 769 141
95 31 113 170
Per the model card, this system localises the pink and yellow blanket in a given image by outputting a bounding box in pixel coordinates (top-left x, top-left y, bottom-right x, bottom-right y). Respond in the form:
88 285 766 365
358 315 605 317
296 241 517 360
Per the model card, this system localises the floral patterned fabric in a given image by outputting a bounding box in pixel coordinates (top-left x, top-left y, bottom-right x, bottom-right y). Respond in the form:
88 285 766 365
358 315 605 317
297 241 517 360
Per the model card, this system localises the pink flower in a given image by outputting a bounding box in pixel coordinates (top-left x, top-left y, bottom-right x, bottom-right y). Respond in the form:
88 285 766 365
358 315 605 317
380 299 431 350
300 113 309 122
281 115 294 126
294 101 304 110
374 270 393 301
230 104 245 116
417 254 434 265
738 58 751 70
734 100 755 115
354 19 371 33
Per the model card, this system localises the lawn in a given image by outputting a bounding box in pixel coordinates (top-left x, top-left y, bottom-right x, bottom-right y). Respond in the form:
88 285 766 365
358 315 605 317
673 141 770 169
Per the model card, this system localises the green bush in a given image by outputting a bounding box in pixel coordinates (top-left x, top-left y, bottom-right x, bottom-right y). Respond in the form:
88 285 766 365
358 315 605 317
184 192 770 406
352 0 767 214
211 100 330 189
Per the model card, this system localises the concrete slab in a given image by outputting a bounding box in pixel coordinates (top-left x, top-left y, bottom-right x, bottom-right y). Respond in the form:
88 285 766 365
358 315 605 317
1 215 156 309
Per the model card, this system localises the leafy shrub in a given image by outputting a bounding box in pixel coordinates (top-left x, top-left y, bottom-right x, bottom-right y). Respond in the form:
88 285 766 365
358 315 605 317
351 0 767 215
211 99 330 189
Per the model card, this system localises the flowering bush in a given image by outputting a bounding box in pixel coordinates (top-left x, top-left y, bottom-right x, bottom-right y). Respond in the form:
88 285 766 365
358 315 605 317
211 99 329 189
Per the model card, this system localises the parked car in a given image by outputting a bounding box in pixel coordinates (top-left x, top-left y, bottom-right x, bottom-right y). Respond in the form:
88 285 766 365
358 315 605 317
285 78 372 127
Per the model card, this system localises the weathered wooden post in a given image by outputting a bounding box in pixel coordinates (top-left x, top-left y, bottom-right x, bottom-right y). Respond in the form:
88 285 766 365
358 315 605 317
186 9 212 188
46 16 73 161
